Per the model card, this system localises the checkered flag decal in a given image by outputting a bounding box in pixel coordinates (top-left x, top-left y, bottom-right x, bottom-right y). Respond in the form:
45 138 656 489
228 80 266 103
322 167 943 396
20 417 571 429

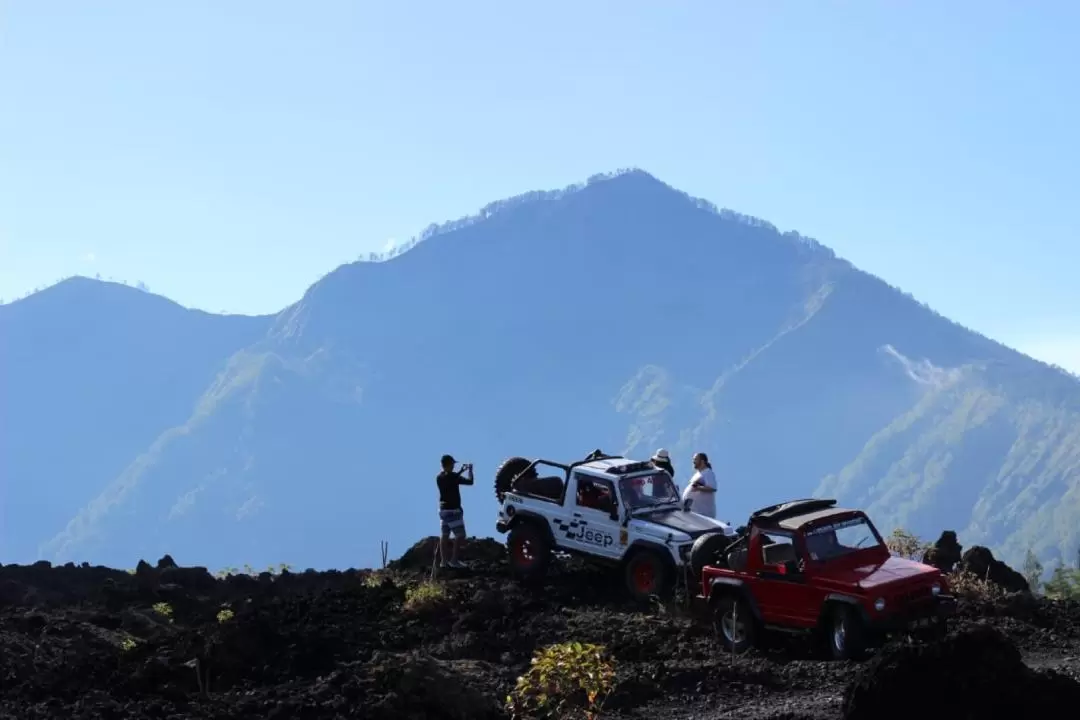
553 517 586 539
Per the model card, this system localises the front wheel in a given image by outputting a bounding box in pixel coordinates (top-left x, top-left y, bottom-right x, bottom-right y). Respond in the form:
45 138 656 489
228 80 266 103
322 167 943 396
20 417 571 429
827 604 867 661
506 522 551 583
713 595 756 654
623 550 670 602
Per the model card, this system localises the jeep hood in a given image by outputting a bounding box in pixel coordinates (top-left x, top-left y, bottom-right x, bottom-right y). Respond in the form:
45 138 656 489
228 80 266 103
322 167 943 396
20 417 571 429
637 509 732 539
826 555 940 590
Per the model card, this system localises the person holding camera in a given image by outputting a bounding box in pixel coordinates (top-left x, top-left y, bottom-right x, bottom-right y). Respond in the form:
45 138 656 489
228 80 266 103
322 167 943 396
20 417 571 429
437 454 474 568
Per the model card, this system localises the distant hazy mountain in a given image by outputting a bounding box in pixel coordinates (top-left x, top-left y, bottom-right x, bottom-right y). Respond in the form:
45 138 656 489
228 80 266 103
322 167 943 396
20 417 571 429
3 170 1077 570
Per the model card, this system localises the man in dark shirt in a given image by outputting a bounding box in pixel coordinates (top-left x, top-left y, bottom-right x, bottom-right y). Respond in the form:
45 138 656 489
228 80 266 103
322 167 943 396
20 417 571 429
437 454 474 568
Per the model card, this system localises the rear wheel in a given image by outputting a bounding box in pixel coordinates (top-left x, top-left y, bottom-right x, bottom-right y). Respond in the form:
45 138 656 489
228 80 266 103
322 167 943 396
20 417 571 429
827 604 867 661
623 550 670 602
713 594 756 654
506 522 551 583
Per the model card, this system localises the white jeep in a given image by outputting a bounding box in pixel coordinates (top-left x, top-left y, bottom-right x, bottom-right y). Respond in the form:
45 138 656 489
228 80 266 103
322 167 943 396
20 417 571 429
494 450 737 601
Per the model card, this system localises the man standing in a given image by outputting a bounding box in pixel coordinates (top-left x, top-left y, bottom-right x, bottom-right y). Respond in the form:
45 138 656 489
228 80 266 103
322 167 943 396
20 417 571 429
437 454 474 568
681 452 718 518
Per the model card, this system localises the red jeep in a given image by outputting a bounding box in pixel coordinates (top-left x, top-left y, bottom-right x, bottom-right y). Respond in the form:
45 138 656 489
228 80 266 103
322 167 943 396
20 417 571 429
696 498 957 660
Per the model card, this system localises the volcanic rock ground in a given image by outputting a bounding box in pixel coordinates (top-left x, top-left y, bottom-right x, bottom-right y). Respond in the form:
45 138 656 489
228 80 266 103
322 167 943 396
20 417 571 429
2 538 1079 720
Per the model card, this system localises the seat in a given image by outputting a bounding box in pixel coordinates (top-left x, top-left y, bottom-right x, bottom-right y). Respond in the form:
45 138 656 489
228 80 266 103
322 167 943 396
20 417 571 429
727 548 749 571
763 542 797 566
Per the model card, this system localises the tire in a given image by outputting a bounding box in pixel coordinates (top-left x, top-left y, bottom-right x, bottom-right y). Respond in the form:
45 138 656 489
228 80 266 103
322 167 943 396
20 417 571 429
827 604 867 661
506 521 551 583
713 594 756 654
623 550 670 602
494 457 535 501
689 533 733 588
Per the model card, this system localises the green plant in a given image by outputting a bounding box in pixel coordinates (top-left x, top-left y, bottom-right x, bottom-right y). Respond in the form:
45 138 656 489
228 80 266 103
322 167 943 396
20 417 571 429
1022 549 1044 594
1043 565 1080 600
120 636 137 652
152 602 174 622
506 641 616 719
885 528 931 561
403 580 446 612
946 569 1004 601
216 606 235 623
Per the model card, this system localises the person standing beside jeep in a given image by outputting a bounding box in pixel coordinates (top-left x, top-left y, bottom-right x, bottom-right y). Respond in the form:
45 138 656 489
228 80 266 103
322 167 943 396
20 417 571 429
681 452 717 517
650 448 675 480
437 454 474 568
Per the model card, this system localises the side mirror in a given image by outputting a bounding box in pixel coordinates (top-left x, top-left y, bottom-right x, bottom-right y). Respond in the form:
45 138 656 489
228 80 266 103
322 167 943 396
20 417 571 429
783 559 801 575
683 498 693 512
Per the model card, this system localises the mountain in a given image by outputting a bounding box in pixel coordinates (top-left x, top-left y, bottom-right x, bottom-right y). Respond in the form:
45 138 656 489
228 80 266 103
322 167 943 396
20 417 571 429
3 170 1078 570
0 278 272 559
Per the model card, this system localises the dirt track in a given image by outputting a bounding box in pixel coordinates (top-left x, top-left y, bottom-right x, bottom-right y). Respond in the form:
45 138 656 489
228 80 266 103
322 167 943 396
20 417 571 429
2 538 1079 720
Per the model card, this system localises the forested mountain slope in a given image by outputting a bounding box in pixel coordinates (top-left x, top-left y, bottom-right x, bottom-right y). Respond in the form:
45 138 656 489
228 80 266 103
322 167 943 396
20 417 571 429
4 170 1076 570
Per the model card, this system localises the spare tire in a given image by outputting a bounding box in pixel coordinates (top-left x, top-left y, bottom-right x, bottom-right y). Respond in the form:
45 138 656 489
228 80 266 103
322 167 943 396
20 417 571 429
494 456 536 501
690 532 734 588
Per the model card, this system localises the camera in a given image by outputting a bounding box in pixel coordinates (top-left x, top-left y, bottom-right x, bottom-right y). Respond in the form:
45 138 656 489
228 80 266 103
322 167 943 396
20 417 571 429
460 462 473 472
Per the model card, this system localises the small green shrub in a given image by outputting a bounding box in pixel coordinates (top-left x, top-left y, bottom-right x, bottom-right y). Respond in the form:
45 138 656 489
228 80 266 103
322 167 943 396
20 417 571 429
151 602 174 622
886 528 931 561
507 641 616 719
403 581 446 612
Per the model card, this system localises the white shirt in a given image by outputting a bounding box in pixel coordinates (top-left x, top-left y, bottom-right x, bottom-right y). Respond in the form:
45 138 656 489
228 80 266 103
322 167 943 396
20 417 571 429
681 467 717 518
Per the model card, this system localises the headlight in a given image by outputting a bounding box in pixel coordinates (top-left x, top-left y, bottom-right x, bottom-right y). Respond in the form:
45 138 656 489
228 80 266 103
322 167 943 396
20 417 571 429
874 597 886 612
931 583 941 596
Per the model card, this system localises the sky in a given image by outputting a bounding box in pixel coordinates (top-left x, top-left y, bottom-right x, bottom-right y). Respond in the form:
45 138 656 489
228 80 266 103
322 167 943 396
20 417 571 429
2 1 1078 373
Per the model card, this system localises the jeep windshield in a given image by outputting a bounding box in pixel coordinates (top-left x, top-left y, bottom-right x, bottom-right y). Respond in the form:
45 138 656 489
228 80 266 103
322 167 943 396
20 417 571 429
804 516 883 562
619 472 681 510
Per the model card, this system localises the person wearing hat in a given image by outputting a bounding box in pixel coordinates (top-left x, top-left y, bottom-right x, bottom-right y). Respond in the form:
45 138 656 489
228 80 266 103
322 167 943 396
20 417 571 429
650 448 675 480
437 454 474 568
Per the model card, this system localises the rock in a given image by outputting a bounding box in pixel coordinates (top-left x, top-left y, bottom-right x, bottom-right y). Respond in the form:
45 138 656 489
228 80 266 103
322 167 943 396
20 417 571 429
842 624 1080 719
158 566 217 594
959 546 1030 593
921 530 962 572
360 653 502 720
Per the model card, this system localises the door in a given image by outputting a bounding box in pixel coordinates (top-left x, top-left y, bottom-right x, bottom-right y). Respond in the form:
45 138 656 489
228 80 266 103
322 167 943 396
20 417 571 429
751 530 819 628
560 472 622 560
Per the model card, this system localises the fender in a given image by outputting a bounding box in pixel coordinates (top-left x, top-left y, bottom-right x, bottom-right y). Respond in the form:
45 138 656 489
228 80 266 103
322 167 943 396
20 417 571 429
624 539 678 572
505 511 557 546
707 577 763 621
819 593 870 625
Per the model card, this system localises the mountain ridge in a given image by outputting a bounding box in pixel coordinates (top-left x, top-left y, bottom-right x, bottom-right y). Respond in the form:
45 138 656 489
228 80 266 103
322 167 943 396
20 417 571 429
4 168 1078 570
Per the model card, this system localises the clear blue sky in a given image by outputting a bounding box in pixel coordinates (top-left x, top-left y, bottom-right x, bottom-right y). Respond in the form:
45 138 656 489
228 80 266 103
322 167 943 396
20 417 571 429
2 1 1078 372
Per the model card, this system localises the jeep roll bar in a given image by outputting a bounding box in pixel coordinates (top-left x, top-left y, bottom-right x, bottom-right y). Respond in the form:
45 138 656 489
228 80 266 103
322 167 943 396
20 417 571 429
749 498 838 525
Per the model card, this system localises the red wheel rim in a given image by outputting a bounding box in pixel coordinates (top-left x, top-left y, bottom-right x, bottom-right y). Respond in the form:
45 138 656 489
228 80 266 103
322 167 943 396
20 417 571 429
514 537 534 566
634 561 655 593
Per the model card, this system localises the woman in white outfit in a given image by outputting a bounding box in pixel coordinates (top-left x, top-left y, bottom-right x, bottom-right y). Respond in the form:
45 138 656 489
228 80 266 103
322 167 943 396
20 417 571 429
681 452 718 517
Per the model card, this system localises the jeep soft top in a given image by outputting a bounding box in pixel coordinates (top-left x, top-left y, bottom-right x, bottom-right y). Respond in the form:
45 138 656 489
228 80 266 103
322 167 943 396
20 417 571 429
697 498 956 661
493 449 735 602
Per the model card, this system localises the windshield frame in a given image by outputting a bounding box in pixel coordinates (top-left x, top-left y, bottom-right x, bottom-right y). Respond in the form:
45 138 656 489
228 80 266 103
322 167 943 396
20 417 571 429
802 513 885 562
618 471 681 510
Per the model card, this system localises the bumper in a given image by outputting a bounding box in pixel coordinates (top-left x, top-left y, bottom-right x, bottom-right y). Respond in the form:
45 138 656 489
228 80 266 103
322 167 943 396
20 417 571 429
869 593 957 632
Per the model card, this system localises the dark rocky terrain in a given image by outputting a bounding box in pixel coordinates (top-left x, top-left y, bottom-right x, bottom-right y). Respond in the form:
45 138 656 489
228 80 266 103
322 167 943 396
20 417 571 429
2 538 1078 720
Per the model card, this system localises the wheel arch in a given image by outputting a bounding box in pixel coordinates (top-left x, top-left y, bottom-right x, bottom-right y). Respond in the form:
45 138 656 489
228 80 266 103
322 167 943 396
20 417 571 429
817 593 870 628
505 511 556 546
623 539 678 573
707 577 763 621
